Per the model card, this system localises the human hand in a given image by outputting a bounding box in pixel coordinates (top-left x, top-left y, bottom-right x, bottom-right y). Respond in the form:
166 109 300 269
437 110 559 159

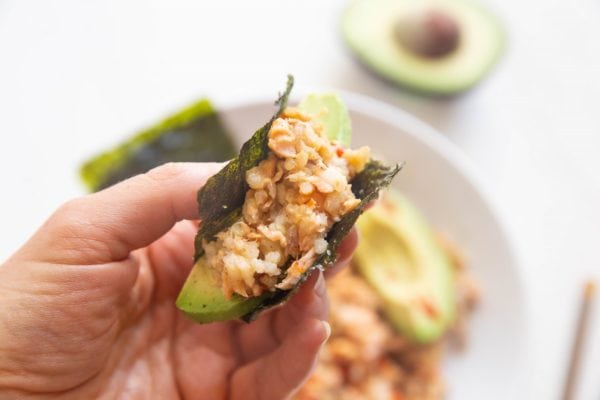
0 162 357 400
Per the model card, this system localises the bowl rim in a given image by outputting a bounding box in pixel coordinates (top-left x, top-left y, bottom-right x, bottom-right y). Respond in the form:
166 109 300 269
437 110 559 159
216 88 533 395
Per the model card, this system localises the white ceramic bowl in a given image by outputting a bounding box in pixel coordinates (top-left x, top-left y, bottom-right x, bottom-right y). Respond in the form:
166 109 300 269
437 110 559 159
220 92 531 399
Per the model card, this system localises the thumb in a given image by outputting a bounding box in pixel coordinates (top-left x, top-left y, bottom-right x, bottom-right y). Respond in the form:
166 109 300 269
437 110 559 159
14 162 222 265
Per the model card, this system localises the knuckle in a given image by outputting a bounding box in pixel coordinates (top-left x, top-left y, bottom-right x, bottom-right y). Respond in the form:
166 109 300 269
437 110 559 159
146 162 184 182
47 198 93 241
46 197 113 262
53 197 87 223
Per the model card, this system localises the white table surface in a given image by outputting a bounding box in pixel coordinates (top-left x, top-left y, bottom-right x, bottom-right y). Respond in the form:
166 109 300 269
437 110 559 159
1 1 599 398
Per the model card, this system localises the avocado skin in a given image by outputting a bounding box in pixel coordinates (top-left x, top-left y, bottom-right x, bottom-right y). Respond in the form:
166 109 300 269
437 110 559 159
341 0 506 96
353 190 456 343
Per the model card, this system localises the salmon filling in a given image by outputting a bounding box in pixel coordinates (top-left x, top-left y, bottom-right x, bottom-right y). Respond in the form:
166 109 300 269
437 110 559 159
202 107 370 298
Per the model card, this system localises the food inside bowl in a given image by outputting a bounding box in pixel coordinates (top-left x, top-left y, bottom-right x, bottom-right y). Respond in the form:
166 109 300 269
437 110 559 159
296 190 480 400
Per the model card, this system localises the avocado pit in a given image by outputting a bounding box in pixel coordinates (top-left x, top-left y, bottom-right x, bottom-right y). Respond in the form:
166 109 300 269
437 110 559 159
394 9 461 58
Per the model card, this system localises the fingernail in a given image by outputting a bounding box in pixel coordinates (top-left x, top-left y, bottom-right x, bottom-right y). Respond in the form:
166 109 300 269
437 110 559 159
314 271 326 297
321 320 331 342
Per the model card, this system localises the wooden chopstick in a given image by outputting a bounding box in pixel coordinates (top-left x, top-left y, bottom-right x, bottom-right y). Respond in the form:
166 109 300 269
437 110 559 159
562 280 596 400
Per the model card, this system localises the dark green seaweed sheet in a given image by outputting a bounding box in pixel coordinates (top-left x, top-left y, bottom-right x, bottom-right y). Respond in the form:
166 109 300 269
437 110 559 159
194 75 294 257
80 99 237 192
191 76 400 322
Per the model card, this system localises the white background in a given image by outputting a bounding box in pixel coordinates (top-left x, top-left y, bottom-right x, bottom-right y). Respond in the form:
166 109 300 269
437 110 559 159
1 0 599 398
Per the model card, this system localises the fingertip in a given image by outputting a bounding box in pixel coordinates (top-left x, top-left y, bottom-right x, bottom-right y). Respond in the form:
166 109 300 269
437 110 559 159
293 317 330 351
143 161 224 219
278 271 328 332
323 228 358 278
291 270 321 305
364 200 376 210
320 320 331 343
337 228 359 264
314 271 326 298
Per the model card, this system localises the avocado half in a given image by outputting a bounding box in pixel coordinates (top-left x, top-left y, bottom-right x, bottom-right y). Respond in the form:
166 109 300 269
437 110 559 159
353 189 456 343
341 0 505 95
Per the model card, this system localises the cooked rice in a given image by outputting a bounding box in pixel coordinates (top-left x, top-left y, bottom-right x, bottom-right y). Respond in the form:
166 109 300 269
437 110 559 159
203 107 370 298
295 236 480 400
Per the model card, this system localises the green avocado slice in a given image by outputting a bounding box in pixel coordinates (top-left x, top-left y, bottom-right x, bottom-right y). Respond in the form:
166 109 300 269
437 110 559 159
175 257 267 323
353 189 456 343
176 77 400 323
298 93 351 146
341 0 505 95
